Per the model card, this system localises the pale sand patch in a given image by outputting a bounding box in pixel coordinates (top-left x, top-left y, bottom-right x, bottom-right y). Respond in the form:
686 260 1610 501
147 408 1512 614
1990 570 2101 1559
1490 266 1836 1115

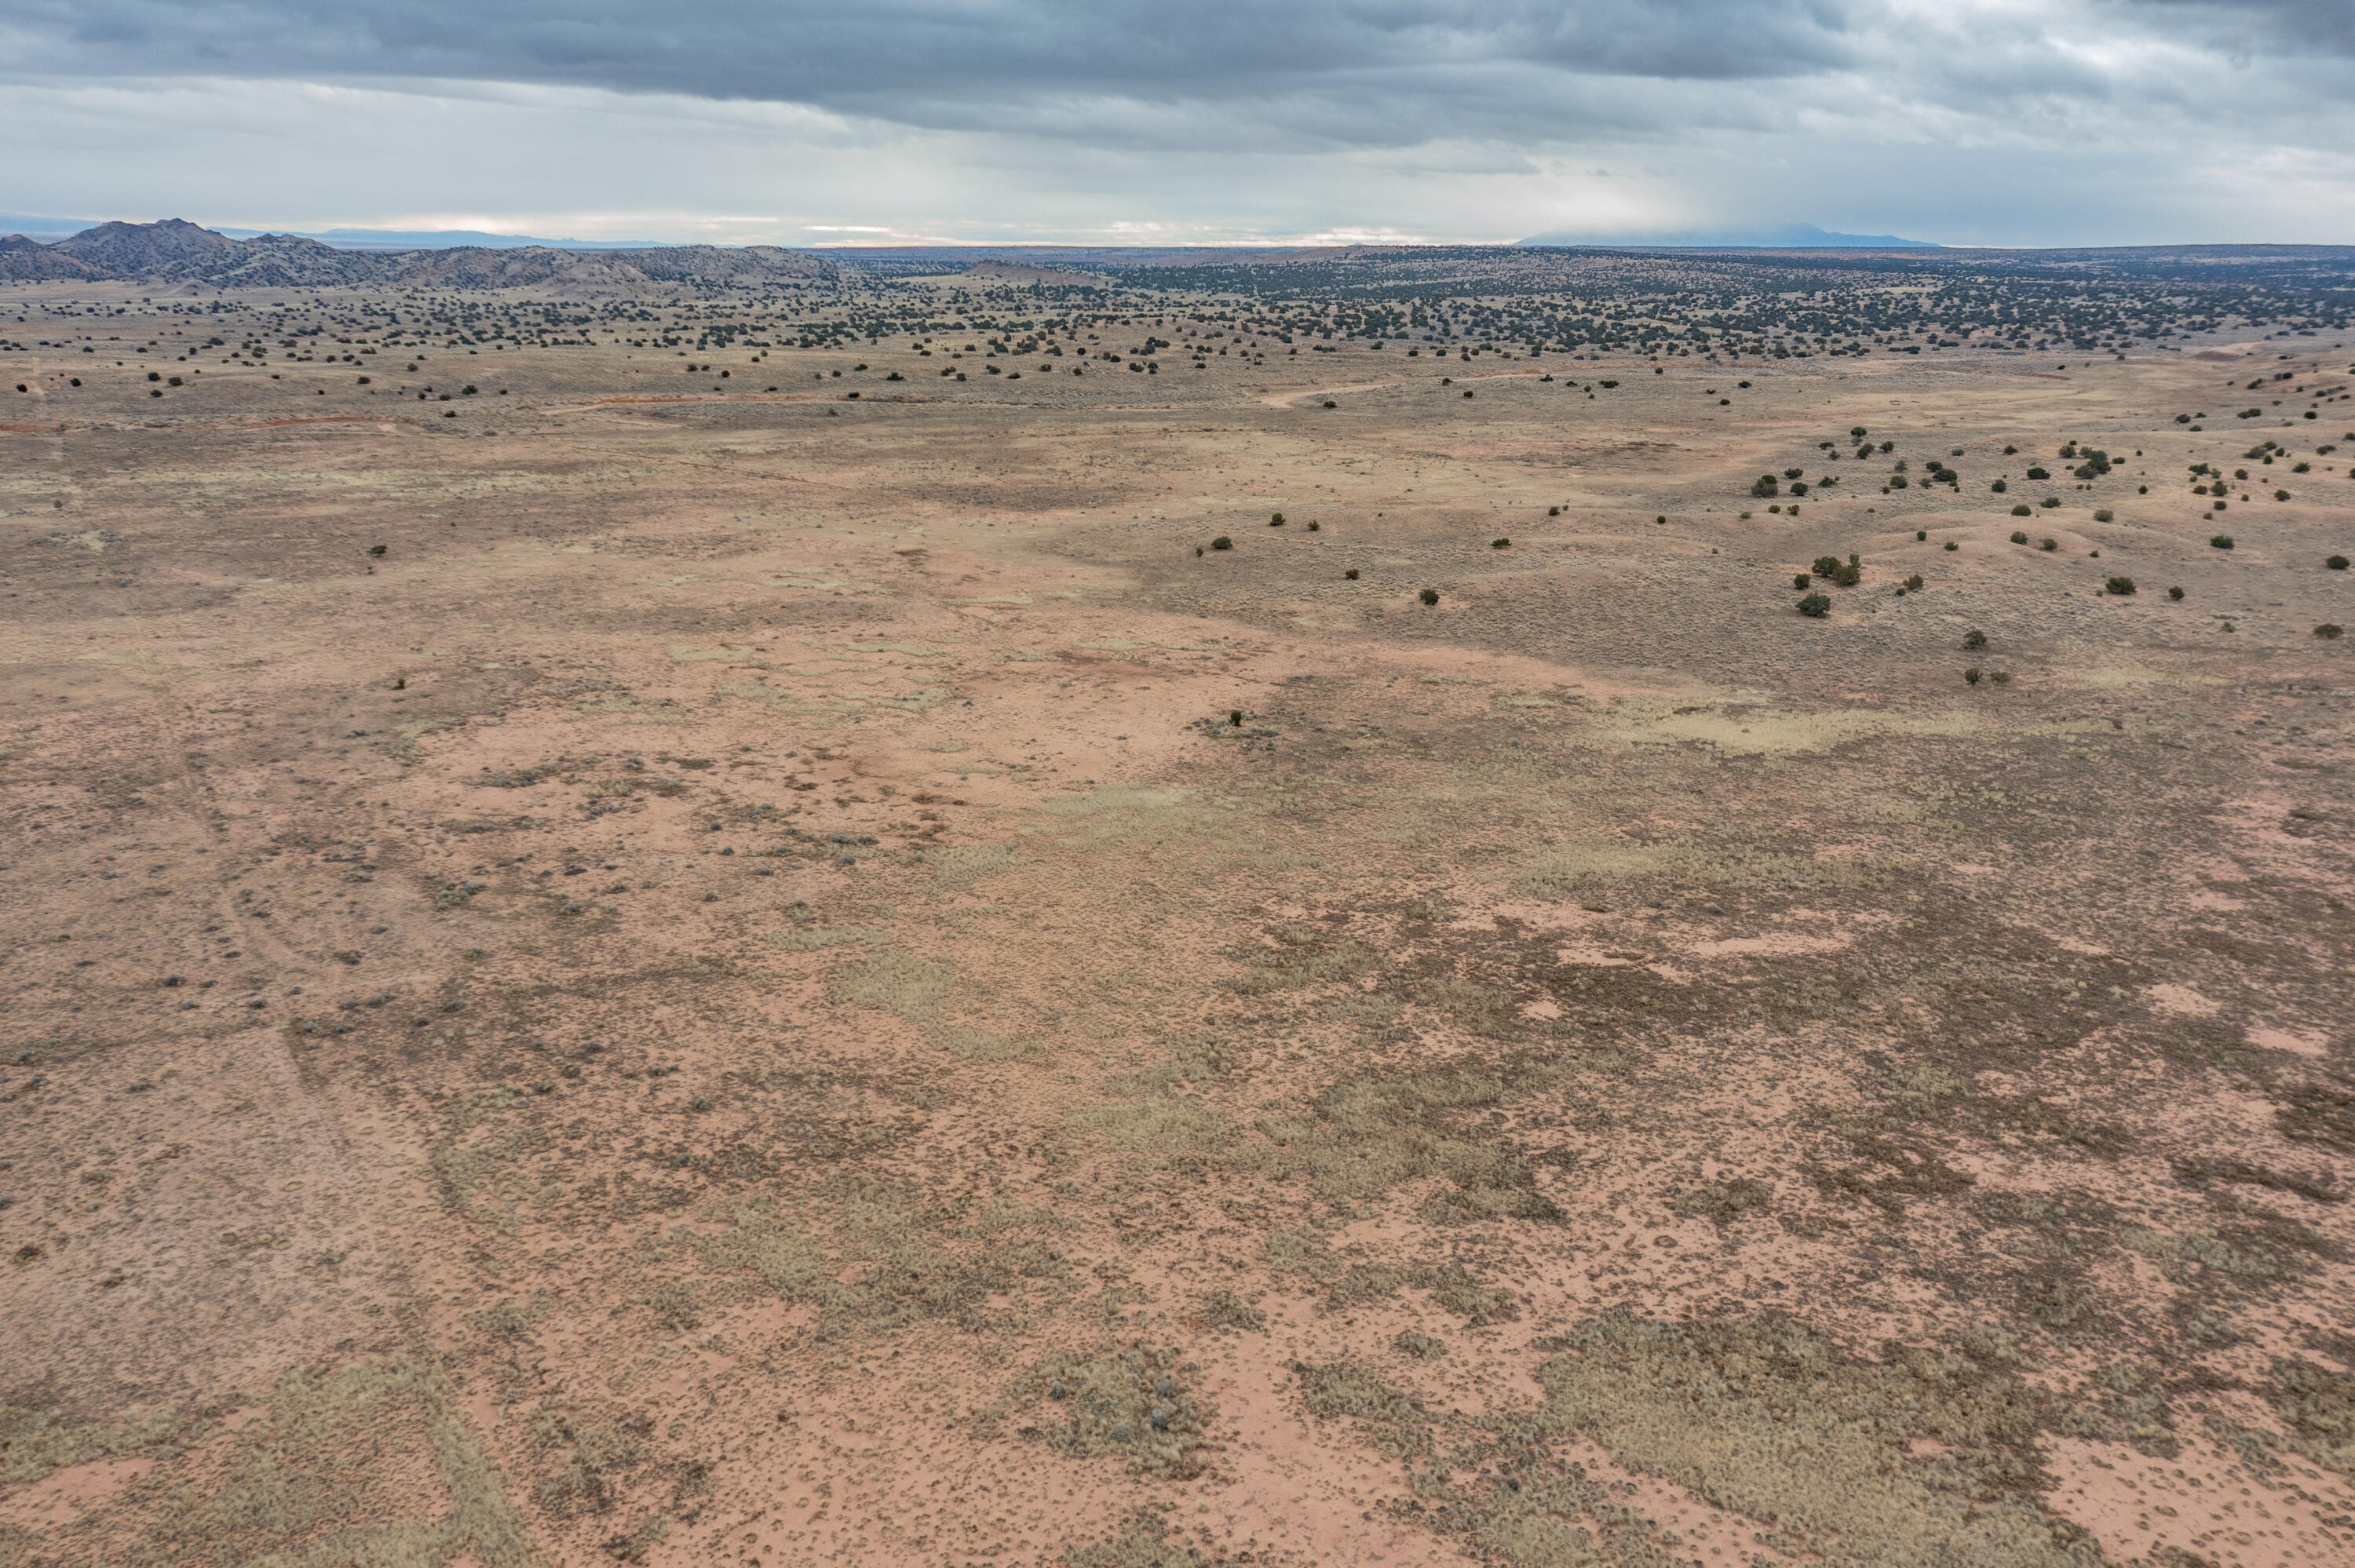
2146 982 2221 1016
0 1457 155 1530
2247 1024 2329 1058
1605 703 1981 755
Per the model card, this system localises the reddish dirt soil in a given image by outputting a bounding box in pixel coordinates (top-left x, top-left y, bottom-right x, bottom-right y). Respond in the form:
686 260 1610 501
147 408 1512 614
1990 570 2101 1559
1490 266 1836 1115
4 283 2353 1568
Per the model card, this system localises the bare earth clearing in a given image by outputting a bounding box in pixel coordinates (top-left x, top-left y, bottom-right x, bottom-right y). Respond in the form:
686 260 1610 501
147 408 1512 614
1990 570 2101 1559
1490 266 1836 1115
4 256 2354 1568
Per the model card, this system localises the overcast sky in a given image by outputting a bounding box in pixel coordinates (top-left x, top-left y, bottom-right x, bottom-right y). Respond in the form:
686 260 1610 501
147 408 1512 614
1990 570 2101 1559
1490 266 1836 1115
2 0 2350 246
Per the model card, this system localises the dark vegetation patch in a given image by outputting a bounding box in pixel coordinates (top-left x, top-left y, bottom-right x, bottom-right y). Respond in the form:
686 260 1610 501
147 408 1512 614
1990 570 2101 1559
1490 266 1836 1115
2174 1156 2345 1205
1262 1054 1566 1223
1807 1129 1976 1218
1195 1289 1267 1333
693 1186 1070 1338
1512 1313 2087 1566
1667 1176 1774 1227
1025 1347 1210 1479
1327 1263 1521 1323
2275 1077 2355 1152
1061 1511 1225 1568
2266 1356 2355 1473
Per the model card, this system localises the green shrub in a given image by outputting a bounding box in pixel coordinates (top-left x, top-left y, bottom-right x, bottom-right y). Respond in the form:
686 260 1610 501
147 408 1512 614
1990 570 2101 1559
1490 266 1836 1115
2328 555 2350 571
1812 555 1842 577
2105 576 2136 595
1831 562 1861 588
2011 508 2032 520
1904 574 1924 591
1991 480 2008 493
2319 624 2346 640
2093 509 2112 522
2040 497 2061 509
2211 535 2233 549
1793 572 1812 590
1547 505 1560 516
1944 540 1959 551
1796 593 1831 618
2010 529 2029 543
1306 520 1320 531
2025 465 2050 480
1964 667 1982 685
1271 512 1284 525
1990 670 2012 685
1344 567 1360 580
2167 585 2185 600
1962 629 1987 649
1491 537 1510 549
2041 538 2058 552
1210 535 1232 550
1419 588 1439 605
1915 530 1926 542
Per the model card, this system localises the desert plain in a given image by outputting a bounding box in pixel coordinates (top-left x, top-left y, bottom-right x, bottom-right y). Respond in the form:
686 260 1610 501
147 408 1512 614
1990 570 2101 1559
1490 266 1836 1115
2 239 2353 1568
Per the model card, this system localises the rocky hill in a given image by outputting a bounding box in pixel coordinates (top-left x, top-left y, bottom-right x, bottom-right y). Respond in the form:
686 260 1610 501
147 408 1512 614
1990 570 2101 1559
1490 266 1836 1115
0 219 836 290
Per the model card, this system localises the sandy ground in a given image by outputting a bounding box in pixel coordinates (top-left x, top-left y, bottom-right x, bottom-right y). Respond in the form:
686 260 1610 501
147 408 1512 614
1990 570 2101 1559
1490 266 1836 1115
4 286 2353 1568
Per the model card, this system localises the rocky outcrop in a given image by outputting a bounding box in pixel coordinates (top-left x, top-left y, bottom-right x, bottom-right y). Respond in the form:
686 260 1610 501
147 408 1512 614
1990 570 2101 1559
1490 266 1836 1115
0 220 837 290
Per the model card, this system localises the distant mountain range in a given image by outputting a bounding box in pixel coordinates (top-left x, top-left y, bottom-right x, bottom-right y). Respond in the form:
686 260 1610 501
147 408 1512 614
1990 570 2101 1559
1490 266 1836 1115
0 219 834 289
0 215 662 250
1518 223 1938 250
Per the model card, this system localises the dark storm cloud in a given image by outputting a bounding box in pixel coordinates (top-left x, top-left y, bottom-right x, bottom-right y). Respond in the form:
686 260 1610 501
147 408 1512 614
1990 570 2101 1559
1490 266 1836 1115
2 0 2349 245
2129 0 2355 55
11 0 1868 114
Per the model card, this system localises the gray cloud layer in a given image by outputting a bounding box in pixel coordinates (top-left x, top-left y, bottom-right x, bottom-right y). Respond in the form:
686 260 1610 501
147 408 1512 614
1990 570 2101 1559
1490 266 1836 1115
1 0 2350 243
